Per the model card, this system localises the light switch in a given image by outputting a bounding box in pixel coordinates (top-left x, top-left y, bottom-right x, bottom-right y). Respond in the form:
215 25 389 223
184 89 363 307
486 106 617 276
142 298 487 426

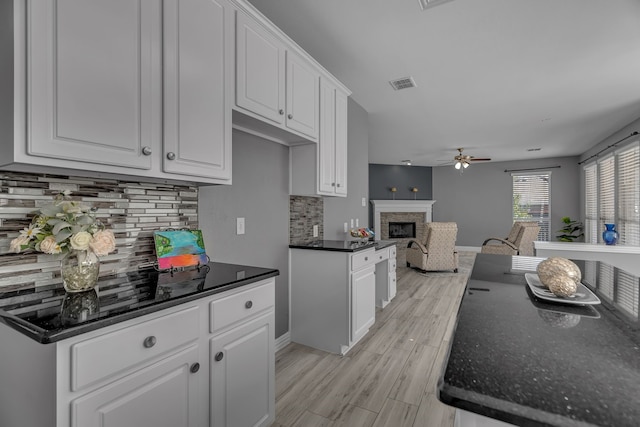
355 218 359 227
344 222 348 233
236 217 245 235
362 197 366 207
313 225 319 237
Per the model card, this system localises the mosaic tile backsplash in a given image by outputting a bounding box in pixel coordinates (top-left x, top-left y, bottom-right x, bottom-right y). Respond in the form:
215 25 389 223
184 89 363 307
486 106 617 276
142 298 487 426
0 171 198 293
289 196 323 244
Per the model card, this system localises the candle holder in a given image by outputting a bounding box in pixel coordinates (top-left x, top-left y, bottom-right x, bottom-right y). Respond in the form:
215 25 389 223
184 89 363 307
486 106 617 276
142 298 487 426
390 187 397 200
411 187 418 200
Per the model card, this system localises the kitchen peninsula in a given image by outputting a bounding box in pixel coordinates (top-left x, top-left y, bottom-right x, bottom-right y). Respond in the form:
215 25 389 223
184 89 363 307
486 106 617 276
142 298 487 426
289 240 396 354
0 262 279 427
439 253 640 427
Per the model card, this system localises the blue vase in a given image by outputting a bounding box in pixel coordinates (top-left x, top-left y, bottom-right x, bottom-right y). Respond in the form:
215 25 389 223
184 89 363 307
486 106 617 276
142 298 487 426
602 223 618 245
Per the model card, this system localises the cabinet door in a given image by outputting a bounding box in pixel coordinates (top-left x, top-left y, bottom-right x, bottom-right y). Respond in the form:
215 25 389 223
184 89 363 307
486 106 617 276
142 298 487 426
285 52 319 140
334 90 349 195
236 12 285 125
351 265 376 343
210 311 275 427
318 79 336 194
28 0 159 169
71 345 200 427
163 0 231 180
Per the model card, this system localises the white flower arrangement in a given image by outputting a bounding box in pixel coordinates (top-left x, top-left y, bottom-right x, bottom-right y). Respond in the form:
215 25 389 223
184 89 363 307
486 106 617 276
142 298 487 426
10 191 116 257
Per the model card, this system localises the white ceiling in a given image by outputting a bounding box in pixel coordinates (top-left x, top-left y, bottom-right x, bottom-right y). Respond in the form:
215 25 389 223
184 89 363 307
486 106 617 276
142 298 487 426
247 0 640 166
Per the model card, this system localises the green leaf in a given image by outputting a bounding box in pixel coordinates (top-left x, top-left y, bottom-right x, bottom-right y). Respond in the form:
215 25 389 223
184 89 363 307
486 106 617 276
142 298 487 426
52 221 72 235
76 215 94 225
55 230 72 243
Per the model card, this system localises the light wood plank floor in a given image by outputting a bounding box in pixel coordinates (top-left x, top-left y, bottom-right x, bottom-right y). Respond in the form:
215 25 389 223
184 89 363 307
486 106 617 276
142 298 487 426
272 252 476 427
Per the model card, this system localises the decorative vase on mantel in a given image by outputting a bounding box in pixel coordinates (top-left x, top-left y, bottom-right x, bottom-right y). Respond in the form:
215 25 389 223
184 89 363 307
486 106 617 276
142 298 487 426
602 223 618 246
60 249 100 293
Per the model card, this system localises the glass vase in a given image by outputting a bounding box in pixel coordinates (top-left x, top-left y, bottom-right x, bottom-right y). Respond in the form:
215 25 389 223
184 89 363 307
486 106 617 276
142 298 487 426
602 223 618 245
60 249 100 293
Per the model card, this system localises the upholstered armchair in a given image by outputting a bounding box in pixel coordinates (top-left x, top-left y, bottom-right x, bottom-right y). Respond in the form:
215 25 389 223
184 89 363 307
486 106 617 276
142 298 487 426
406 222 458 273
480 221 540 256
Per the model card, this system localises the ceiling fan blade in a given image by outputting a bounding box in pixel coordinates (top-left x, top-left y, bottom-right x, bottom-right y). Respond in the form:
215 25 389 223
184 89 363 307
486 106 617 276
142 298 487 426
469 157 491 161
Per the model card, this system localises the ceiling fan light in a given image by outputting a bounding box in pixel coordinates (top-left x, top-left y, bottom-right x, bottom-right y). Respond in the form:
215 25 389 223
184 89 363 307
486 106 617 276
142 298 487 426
454 161 461 170
463 161 469 168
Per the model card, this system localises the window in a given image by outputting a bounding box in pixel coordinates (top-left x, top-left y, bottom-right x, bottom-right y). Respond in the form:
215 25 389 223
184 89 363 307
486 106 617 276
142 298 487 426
584 142 640 244
512 172 551 241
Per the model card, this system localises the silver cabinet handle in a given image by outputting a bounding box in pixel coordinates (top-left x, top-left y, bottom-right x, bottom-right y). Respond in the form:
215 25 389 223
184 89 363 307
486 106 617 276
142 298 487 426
166 152 176 160
245 300 253 309
331 183 336 187
214 352 224 362
336 183 341 188
143 336 156 348
142 146 152 156
190 363 200 374
364 257 368 261
279 109 284 115
287 114 293 119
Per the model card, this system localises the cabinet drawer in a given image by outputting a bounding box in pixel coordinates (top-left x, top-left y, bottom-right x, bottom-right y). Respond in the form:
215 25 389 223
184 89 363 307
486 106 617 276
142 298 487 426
71 306 199 392
374 248 389 263
210 280 275 333
351 249 376 271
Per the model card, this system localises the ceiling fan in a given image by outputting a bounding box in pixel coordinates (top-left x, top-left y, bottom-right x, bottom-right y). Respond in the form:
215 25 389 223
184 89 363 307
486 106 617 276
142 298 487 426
453 148 491 170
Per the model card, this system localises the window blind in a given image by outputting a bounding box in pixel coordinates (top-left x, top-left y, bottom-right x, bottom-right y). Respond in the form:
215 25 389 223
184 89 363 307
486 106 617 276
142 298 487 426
584 164 598 243
598 156 615 242
616 270 639 319
616 145 640 245
512 172 551 241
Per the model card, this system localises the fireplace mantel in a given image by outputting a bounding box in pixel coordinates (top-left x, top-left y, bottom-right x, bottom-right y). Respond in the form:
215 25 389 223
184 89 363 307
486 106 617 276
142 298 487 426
370 200 435 241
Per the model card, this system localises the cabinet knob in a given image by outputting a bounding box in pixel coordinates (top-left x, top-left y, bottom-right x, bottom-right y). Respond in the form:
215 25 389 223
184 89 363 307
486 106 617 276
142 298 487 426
287 114 293 119
279 109 284 115
245 300 253 309
142 146 152 156
143 336 157 348
190 362 200 374
214 352 224 362
331 183 336 187
166 152 176 160
336 183 341 188
364 257 368 261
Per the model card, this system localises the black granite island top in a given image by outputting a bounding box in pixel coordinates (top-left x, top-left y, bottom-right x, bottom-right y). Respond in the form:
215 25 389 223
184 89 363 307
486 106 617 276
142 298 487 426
439 253 640 427
0 262 279 344
289 239 395 252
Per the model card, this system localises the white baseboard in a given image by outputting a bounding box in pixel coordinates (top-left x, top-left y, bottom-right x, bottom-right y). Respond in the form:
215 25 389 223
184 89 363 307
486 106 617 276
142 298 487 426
275 332 291 352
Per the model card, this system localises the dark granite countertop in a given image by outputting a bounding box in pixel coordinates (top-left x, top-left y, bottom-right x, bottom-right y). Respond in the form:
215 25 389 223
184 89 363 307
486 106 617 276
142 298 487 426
0 262 279 344
289 239 395 252
438 253 640 427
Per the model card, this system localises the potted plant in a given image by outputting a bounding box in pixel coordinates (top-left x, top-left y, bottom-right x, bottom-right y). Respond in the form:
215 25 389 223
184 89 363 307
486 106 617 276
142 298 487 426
556 217 584 242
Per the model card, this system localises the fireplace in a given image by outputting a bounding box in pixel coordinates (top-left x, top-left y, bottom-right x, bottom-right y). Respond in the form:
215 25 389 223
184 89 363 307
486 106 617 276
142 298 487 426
389 222 416 239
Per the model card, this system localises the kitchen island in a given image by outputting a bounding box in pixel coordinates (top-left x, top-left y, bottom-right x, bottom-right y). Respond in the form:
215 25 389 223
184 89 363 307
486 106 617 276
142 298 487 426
0 262 279 427
289 239 396 354
439 253 640 427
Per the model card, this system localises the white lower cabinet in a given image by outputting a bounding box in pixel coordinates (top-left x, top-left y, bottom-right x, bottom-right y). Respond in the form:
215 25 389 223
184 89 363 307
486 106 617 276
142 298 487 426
71 345 200 427
290 248 377 355
375 245 397 308
210 312 274 427
0 278 275 427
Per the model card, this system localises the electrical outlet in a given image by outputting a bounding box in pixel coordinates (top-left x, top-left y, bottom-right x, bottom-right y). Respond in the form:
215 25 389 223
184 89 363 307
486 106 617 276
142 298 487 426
350 218 354 228
362 197 366 207
313 225 319 237
344 222 348 233
236 217 245 235
355 218 359 227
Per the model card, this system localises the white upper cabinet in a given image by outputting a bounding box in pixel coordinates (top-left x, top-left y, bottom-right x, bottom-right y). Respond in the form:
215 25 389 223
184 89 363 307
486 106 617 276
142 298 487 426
235 12 286 126
292 78 348 197
2 0 231 185
285 52 319 140
27 0 159 170
163 0 232 181
234 6 320 143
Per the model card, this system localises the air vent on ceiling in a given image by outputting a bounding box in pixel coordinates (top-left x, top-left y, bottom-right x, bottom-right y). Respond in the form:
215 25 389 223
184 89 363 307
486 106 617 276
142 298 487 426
418 0 455 11
389 76 417 91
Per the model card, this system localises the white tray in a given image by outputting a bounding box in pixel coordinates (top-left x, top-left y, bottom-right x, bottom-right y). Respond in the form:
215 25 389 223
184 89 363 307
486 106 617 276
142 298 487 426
525 273 601 305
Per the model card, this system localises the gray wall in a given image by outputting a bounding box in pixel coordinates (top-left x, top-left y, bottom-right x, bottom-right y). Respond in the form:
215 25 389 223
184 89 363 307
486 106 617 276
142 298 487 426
323 99 370 239
432 156 580 247
199 131 290 338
